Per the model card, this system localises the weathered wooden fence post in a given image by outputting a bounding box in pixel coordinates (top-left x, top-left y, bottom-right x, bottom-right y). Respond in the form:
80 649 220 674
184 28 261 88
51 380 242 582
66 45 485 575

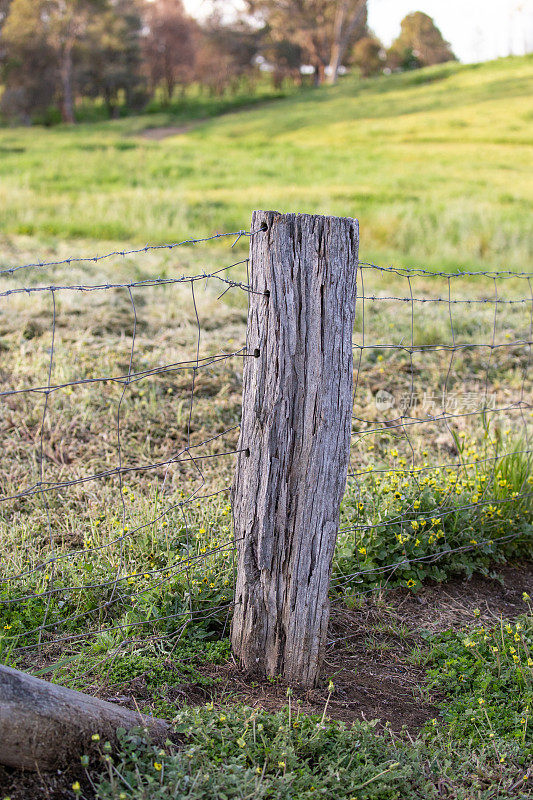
231 210 358 688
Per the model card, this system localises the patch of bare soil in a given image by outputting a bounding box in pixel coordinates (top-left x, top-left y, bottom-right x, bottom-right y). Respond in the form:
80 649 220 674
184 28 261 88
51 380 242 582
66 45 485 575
0 763 95 800
139 123 202 140
165 600 440 733
382 562 533 633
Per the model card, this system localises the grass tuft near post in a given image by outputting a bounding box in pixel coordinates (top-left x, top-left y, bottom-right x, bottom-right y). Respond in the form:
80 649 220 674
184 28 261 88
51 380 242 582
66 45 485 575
231 210 358 688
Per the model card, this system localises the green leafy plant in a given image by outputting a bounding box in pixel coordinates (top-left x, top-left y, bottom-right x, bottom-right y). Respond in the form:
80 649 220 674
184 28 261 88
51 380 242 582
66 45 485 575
424 599 533 761
92 708 435 800
335 438 533 595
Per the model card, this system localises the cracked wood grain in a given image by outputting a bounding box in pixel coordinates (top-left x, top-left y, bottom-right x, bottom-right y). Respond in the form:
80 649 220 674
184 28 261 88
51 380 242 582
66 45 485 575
231 210 358 688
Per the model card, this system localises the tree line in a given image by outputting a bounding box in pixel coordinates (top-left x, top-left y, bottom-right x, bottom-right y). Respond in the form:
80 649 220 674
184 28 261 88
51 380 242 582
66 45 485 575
0 0 456 124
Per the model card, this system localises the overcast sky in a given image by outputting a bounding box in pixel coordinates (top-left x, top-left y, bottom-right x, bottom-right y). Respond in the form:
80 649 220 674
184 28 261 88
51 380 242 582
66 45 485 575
183 0 533 63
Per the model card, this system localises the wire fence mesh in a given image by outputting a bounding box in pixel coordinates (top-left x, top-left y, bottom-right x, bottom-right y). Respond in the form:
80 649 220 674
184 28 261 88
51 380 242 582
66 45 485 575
0 228 531 682
0 232 253 679
334 263 532 602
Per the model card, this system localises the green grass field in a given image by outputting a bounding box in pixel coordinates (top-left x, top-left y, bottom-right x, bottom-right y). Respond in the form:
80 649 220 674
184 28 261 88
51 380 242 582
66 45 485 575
0 54 532 272
1 56 532 800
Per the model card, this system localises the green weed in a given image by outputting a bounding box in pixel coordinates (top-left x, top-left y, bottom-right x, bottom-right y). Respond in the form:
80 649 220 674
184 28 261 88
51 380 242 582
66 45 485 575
92 709 432 800
336 438 533 594
424 599 533 761
85 697 533 800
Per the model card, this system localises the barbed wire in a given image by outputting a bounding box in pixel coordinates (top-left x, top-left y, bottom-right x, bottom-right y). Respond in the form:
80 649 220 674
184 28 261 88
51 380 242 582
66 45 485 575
0 436 243 503
357 261 533 279
0 261 257 299
0 234 531 677
0 350 250 399
0 231 251 277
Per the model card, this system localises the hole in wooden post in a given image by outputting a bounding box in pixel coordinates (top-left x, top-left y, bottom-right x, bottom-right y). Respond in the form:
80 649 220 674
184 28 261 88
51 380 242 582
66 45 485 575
244 448 250 457
253 348 260 358
264 289 270 298
260 221 268 232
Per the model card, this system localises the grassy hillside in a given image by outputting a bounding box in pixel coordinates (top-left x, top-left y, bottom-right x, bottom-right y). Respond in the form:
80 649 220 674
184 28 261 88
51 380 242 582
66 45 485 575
0 55 531 271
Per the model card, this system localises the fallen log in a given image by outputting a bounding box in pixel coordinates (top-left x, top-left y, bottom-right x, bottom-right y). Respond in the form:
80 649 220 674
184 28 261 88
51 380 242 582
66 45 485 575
0 663 169 771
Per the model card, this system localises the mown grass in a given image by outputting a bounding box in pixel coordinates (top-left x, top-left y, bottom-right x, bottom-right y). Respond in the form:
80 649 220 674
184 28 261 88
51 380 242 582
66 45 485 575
0 55 532 271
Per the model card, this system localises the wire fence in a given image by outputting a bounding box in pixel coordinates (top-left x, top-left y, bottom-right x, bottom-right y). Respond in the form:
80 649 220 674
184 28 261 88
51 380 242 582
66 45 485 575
0 231 254 678
0 228 532 681
334 262 532 602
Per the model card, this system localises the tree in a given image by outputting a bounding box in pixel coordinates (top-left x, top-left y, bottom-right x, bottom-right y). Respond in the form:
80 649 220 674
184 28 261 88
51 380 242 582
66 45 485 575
2 0 106 123
327 0 367 84
0 0 14 74
387 12 456 71
0 0 57 122
193 14 262 97
262 37 303 89
350 35 384 77
77 0 144 115
247 0 367 85
46 0 106 123
142 0 196 102
203 15 261 92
